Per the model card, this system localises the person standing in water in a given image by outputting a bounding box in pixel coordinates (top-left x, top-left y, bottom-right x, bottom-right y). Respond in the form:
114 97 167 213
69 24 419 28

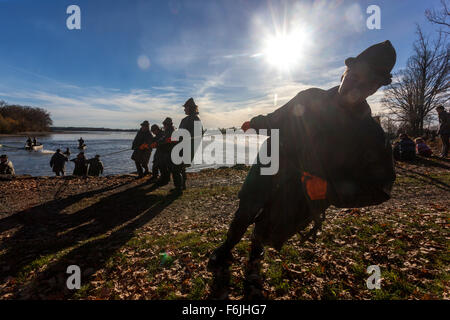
78 137 85 149
71 152 88 176
50 149 68 176
87 155 104 176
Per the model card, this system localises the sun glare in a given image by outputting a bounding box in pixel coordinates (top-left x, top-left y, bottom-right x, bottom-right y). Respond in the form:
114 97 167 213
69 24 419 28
263 29 309 71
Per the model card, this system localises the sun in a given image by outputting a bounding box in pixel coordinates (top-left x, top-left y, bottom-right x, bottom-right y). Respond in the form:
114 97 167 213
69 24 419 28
263 29 309 71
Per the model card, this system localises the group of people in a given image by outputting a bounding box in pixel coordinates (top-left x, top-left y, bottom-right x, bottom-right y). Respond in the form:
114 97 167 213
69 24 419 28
25 136 39 148
393 134 431 161
131 97 203 195
393 105 449 161
50 149 104 177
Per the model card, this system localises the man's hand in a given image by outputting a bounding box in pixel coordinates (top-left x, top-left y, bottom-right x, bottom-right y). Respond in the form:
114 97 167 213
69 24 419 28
166 137 178 143
139 143 149 150
241 121 251 132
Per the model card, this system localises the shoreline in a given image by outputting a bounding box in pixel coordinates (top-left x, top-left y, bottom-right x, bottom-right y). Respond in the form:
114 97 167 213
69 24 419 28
0 165 250 180
0 131 66 137
0 130 138 137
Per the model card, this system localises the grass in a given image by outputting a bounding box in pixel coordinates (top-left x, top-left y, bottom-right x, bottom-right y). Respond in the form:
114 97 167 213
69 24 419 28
1 164 448 300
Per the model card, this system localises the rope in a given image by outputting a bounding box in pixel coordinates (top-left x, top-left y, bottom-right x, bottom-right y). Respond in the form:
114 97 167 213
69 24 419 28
99 148 132 158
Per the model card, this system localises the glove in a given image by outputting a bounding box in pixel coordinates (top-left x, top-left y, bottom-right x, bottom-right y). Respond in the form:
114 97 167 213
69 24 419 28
301 172 327 201
139 143 149 150
150 142 157 148
241 121 251 132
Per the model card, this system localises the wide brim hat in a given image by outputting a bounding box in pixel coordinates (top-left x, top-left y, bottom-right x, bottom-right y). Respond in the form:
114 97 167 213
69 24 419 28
183 97 197 108
345 40 396 85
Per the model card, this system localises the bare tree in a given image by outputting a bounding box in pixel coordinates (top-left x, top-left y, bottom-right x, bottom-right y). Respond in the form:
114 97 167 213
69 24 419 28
425 0 450 33
382 26 449 136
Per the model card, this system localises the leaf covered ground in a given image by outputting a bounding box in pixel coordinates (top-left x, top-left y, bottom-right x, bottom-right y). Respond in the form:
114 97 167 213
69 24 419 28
0 156 448 300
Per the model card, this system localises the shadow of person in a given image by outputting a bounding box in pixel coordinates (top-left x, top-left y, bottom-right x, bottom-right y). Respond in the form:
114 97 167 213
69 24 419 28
0 181 178 298
0 180 131 235
396 158 450 192
414 156 450 170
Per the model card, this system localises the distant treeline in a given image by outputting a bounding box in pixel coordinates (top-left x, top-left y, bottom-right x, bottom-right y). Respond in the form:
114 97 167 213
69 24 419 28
51 127 137 132
0 101 52 134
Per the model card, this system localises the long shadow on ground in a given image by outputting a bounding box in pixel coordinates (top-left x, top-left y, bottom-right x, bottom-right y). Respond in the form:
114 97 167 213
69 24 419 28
396 157 450 192
0 181 179 299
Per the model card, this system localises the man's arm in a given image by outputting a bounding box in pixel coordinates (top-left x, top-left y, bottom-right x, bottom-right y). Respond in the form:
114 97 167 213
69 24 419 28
247 89 315 132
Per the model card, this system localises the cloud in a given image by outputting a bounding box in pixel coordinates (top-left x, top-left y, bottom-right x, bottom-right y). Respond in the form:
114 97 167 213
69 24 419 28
0 1 378 129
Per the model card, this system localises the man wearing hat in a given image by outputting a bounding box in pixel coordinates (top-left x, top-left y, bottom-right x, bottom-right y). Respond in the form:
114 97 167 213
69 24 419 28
131 120 153 178
208 41 397 298
155 117 184 193
71 152 88 176
0 154 15 175
88 155 104 177
177 97 204 190
50 148 69 176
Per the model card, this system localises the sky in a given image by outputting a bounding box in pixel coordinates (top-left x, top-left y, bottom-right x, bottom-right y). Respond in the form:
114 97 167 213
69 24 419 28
0 0 445 129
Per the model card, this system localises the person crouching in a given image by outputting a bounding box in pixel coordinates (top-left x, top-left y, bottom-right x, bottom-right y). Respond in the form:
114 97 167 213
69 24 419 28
414 137 432 157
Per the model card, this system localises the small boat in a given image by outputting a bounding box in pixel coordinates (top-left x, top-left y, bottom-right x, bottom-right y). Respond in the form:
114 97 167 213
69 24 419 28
25 144 44 151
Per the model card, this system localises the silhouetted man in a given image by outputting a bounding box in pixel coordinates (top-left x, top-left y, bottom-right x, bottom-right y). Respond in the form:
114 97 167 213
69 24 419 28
50 149 68 176
436 105 449 158
178 98 203 190
87 155 104 176
131 121 153 178
208 41 397 299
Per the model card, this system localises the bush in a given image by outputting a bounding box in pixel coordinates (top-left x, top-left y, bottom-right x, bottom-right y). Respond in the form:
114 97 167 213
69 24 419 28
0 101 52 133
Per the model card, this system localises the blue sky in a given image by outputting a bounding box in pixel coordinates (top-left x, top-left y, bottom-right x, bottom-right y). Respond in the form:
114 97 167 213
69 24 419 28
0 0 444 128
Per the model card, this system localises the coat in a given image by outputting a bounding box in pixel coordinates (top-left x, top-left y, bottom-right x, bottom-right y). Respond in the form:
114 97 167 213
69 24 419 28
179 114 203 162
131 130 153 165
239 86 395 250
87 158 104 176
71 157 88 176
152 130 165 167
393 138 416 161
0 160 15 175
438 110 450 135
50 152 68 173
157 126 175 154
416 142 432 157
